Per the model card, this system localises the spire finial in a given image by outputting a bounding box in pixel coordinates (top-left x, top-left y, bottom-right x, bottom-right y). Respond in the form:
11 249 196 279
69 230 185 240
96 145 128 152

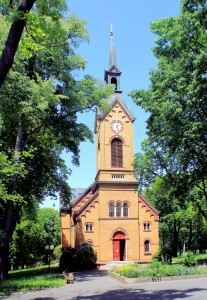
110 23 113 36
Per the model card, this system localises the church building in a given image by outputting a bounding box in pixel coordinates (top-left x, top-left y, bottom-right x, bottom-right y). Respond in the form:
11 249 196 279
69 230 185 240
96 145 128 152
61 27 159 264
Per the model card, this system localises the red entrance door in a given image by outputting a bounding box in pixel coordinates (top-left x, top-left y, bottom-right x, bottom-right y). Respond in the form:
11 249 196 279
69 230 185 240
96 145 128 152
113 231 126 261
113 240 120 261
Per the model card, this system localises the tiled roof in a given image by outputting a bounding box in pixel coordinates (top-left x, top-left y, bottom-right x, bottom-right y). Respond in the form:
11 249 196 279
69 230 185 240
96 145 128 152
70 188 86 204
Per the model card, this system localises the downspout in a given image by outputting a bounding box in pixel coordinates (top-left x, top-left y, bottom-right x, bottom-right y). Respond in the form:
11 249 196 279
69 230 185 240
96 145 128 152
138 194 140 261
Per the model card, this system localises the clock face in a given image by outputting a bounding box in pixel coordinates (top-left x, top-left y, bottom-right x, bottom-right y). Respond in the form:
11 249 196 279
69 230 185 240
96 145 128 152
111 120 123 133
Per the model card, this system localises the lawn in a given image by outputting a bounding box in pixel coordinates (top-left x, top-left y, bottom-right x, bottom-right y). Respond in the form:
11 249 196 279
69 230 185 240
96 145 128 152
172 252 207 264
0 265 65 297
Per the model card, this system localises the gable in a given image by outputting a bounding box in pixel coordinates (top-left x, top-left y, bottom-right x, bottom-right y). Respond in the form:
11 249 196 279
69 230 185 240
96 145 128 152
97 94 136 123
106 64 121 74
138 193 160 221
72 181 96 209
74 190 99 218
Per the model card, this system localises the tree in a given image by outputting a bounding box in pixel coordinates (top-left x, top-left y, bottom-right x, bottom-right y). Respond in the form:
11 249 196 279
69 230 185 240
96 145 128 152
0 0 36 87
10 207 61 269
0 1 113 280
143 176 207 256
130 0 207 217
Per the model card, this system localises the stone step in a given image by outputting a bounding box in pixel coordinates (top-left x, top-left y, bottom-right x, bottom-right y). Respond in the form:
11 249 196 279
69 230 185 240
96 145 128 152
100 261 134 270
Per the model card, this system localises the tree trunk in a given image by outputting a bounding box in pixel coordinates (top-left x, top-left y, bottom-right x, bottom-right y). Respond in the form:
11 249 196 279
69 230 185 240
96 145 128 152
0 0 36 88
0 123 23 281
172 219 179 257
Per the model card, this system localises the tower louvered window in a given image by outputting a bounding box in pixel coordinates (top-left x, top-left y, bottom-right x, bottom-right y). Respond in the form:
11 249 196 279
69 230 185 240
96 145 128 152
111 138 123 167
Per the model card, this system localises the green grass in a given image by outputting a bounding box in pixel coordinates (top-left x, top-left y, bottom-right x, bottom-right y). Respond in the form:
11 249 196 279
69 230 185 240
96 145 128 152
0 265 65 297
172 252 207 264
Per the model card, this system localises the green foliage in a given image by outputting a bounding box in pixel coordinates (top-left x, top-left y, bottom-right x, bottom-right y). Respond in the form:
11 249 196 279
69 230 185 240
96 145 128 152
153 245 173 264
59 243 97 272
183 252 198 267
53 245 62 261
130 0 207 221
114 262 207 278
10 207 61 269
142 176 207 256
0 0 113 280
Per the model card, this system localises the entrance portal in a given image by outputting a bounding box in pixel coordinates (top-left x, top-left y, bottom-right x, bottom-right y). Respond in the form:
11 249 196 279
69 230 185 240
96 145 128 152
113 231 126 261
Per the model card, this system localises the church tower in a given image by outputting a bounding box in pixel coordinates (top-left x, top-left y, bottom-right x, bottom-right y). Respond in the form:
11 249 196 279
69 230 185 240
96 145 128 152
95 25 137 186
60 26 159 264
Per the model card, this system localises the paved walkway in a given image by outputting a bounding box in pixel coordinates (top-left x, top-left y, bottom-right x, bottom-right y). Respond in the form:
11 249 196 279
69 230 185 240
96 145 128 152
2 269 207 300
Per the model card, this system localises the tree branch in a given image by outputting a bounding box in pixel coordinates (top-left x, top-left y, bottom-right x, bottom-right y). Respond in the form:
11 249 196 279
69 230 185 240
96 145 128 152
0 0 36 88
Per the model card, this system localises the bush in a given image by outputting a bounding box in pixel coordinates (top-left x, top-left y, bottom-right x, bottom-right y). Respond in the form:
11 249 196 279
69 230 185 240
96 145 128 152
153 245 173 264
53 245 62 262
59 242 97 272
183 252 198 267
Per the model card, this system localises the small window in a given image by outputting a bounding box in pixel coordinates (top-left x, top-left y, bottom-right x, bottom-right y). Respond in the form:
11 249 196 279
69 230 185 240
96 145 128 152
116 202 121 217
85 223 94 232
144 240 150 253
109 202 115 217
143 222 151 231
123 202 129 217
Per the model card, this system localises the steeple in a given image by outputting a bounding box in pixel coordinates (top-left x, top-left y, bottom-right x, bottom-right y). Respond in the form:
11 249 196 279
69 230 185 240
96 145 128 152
104 25 122 92
109 24 117 67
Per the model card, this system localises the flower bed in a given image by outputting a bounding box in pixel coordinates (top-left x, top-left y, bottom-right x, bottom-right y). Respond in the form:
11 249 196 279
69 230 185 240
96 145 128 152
110 262 207 280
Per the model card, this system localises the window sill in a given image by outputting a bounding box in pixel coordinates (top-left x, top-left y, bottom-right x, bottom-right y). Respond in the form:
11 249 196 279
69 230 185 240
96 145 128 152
109 217 129 219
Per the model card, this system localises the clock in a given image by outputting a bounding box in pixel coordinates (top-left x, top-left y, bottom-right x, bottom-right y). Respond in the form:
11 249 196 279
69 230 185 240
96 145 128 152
111 120 123 133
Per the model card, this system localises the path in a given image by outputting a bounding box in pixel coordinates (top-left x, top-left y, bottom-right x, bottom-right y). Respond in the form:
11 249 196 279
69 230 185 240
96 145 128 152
2 269 207 300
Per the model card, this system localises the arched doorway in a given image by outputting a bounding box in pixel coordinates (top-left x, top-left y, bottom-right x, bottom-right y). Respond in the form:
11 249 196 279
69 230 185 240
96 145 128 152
113 231 126 261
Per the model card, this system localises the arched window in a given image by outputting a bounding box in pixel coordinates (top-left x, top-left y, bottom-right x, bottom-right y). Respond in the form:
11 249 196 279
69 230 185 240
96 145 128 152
111 77 117 90
116 202 121 217
109 202 115 217
123 202 129 217
144 240 150 253
111 138 123 167
109 201 130 218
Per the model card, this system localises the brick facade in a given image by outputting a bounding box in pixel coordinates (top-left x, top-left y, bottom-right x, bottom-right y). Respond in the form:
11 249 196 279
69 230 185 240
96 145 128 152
61 28 159 264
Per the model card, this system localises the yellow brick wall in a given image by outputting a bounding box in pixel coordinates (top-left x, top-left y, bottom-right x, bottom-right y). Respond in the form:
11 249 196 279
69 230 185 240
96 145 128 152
61 97 159 263
70 188 159 263
96 99 135 175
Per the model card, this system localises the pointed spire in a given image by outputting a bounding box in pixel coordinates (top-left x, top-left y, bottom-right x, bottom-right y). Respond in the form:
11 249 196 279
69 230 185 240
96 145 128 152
109 24 117 67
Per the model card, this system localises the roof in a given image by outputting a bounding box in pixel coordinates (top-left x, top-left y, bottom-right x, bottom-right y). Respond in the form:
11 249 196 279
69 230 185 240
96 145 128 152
97 93 136 122
108 24 117 68
70 188 86 204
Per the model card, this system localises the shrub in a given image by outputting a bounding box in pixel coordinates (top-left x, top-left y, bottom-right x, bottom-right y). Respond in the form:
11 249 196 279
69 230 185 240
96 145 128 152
59 243 97 272
153 245 173 264
183 252 198 267
76 243 97 270
53 245 62 262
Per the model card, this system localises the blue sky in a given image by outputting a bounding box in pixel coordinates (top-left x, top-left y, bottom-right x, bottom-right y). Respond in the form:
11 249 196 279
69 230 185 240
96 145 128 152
44 0 181 209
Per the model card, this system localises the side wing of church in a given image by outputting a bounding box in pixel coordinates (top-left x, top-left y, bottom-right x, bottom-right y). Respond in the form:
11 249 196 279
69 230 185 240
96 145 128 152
61 27 159 264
